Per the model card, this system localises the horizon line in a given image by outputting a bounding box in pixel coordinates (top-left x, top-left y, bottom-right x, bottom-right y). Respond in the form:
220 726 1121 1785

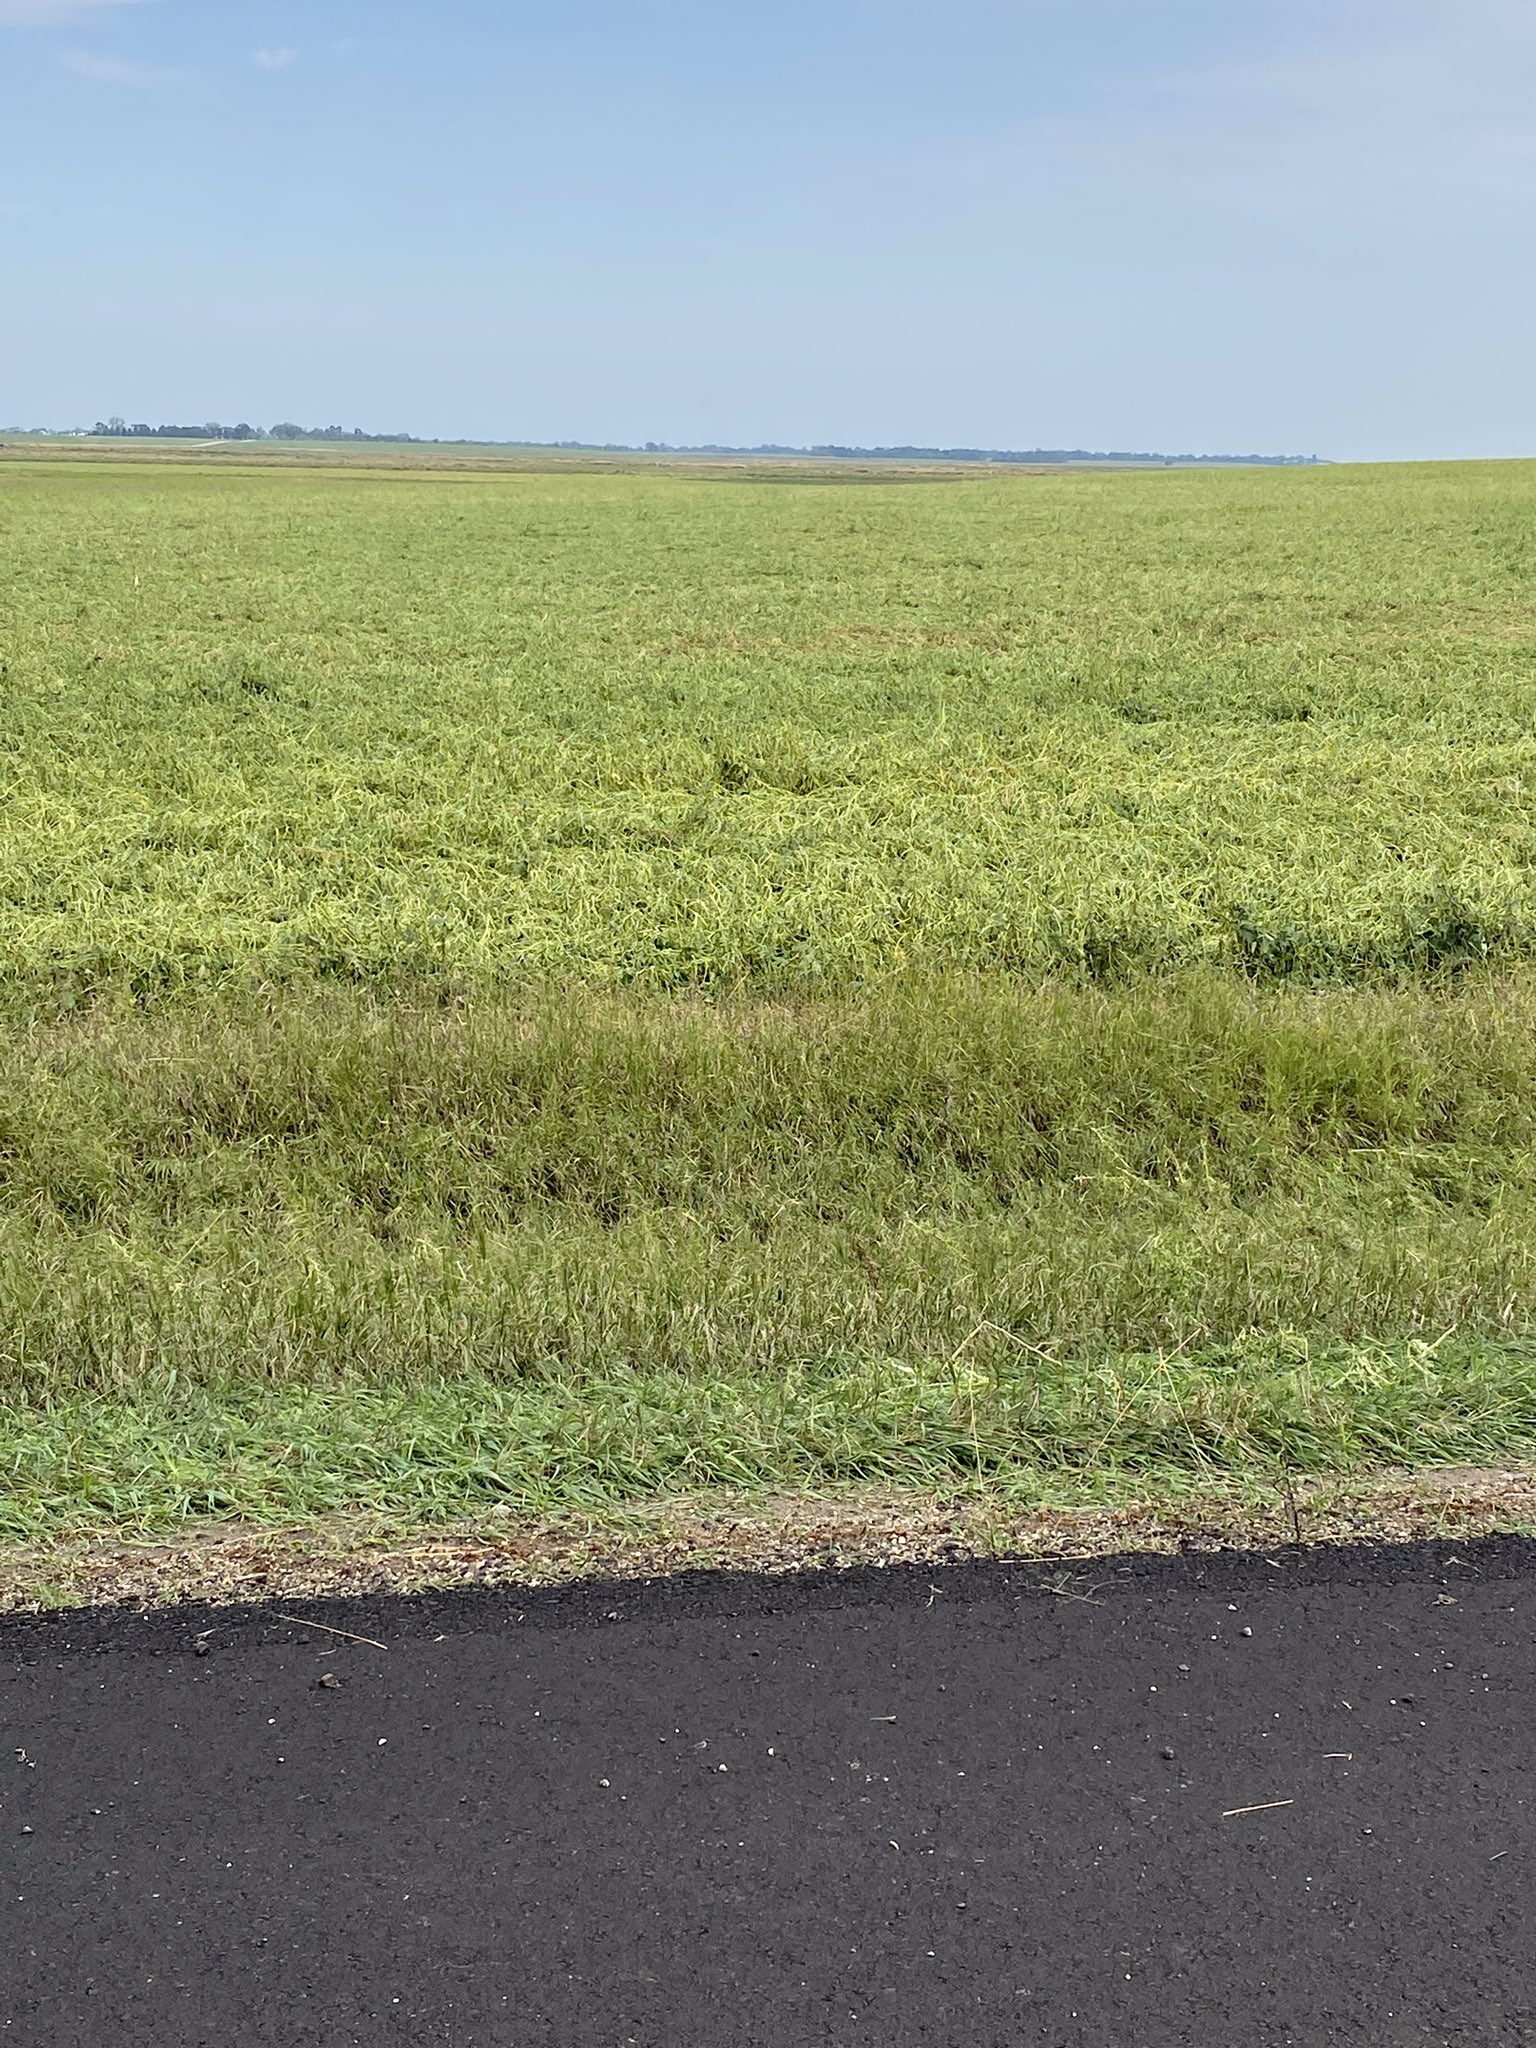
14 422 1328 466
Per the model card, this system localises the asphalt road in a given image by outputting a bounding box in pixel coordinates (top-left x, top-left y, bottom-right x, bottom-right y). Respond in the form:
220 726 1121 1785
2 1537 1532 2046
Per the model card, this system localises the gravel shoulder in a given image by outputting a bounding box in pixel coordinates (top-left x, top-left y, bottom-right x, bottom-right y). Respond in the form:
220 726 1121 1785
4 1465 1534 1613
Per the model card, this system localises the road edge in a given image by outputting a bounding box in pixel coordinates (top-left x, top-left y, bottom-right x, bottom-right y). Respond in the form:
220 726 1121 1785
3 1465 1534 1614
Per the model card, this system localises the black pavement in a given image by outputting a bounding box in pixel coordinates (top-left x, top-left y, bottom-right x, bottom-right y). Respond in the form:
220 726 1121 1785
2 1538 1533 2046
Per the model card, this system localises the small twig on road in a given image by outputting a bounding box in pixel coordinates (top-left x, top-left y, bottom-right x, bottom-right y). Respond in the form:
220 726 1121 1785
1039 1574 1103 1606
277 1614 388 1650
1222 1799 1295 1819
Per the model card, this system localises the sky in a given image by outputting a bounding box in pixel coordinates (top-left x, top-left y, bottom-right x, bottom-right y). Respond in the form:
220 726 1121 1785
2 0 1534 461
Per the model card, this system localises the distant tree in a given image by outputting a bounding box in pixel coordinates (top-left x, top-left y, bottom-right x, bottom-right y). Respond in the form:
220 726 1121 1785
86 415 421 446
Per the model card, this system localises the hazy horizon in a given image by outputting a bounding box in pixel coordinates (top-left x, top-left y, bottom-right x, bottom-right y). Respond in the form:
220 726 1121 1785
10 420 1330 463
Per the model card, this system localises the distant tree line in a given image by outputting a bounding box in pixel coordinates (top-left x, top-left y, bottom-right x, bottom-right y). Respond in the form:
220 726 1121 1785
51 421 1322 464
90 418 419 443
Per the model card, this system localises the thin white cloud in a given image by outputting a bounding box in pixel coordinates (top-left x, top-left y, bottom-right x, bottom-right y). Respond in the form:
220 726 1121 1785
59 46 183 84
254 46 296 69
0 0 152 23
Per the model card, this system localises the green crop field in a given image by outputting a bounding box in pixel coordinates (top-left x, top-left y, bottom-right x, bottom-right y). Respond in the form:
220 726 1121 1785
5 454 1536 996
3 449 1536 1554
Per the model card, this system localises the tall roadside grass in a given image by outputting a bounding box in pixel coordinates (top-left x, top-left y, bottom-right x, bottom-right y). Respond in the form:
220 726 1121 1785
4 972 1536 1530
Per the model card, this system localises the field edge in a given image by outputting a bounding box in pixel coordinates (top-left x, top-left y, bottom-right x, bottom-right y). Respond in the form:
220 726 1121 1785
4 1465 1534 1614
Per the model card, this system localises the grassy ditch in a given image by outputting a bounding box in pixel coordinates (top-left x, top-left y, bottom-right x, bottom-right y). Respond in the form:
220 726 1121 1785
3 974 1536 1532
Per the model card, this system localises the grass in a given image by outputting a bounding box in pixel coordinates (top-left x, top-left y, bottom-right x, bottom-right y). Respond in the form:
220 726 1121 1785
4 449 1536 1549
6 1338 1535 1542
4 456 1536 1000
4 974 1536 1531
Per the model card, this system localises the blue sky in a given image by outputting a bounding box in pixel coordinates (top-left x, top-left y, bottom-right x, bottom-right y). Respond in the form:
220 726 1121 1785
2 0 1533 459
